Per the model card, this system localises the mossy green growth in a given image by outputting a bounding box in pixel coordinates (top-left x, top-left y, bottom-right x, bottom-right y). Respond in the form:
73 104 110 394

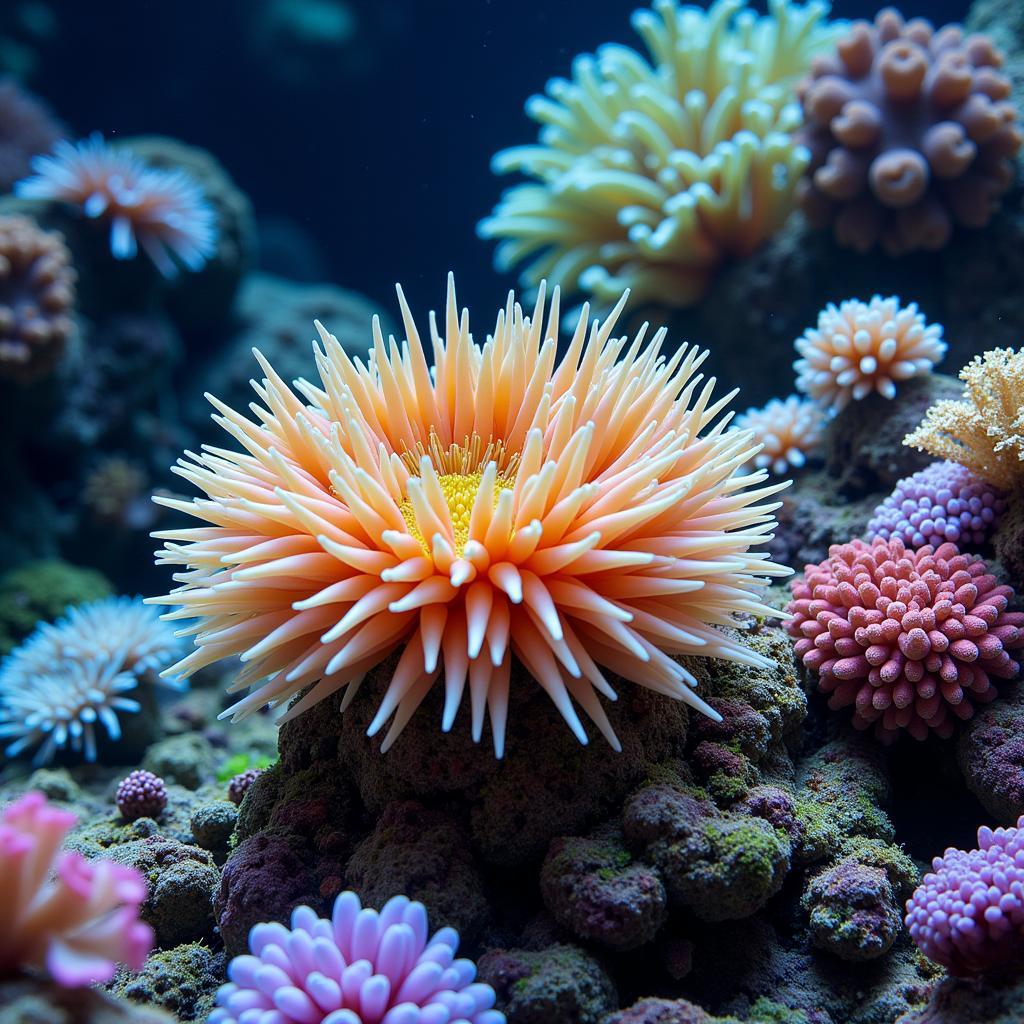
748 998 811 1023
0 560 113 654
216 751 275 783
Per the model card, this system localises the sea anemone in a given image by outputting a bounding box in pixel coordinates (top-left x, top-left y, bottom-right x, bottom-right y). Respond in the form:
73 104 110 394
0 791 153 986
15 133 217 278
797 8 1022 254
478 0 836 308
906 815 1024 975
210 890 504 1024
904 348 1024 491
0 596 185 764
115 770 168 822
866 460 1005 550
794 296 946 413
734 395 826 476
150 275 789 757
785 537 1024 741
0 213 75 382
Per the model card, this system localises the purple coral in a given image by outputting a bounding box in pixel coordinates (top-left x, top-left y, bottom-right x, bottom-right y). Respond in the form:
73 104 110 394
116 770 167 822
227 767 262 806
906 815 1024 974
867 460 1005 549
210 890 505 1024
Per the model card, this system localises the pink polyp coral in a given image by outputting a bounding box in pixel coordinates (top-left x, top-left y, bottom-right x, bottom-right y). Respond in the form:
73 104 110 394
0 791 153 986
866 460 1005 549
906 815 1024 975
210 890 505 1024
785 537 1024 741
797 8 1022 254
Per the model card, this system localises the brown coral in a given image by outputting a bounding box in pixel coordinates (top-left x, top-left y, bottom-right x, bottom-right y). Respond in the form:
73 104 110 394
797 8 1022 255
904 348 1024 490
0 214 75 381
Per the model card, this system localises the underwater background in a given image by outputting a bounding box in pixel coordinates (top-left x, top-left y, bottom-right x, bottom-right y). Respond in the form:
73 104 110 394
2 0 1024 1022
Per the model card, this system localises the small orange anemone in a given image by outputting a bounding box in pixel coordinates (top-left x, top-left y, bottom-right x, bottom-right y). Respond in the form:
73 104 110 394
151 275 788 755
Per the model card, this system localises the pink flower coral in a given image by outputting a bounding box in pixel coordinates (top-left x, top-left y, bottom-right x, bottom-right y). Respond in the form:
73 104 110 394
906 815 1024 975
0 791 153 986
210 890 505 1024
785 537 1024 741
734 395 826 476
794 296 946 413
16 133 217 278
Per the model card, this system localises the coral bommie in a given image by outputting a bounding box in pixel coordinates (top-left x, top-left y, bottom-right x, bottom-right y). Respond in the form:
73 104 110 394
905 348 1024 491
16 133 217 278
797 8 1022 254
0 597 185 764
907 815 1024 975
211 891 504 1024
0 214 75 382
0 791 152 986
734 395 825 476
479 0 835 308
151 275 789 757
794 296 945 413
866 460 1005 550
785 537 1024 741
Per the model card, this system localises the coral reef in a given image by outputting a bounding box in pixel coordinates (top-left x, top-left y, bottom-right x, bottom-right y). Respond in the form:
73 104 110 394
866 460 1005 549
479 0 835 307
210 890 505 1024
152 276 788 755
797 8 1022 254
116 771 168 823
0 78 62 191
0 791 152 985
0 596 185 764
958 691 1024 825
904 348 1024 490
786 537 1024 740
734 396 826 476
794 297 946 413
0 213 75 382
111 942 226 1022
906 815 1024 975
16 134 217 278
0 974 176 1024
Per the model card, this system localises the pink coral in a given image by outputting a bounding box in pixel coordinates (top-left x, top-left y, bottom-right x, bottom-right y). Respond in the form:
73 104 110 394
906 815 1024 975
785 537 1024 741
0 791 152 985
211 889 504 1024
116 770 167 822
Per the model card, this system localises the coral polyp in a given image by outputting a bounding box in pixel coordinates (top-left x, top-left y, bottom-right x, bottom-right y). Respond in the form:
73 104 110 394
785 537 1024 741
151 275 789 756
479 0 836 308
734 395 826 476
16 133 217 278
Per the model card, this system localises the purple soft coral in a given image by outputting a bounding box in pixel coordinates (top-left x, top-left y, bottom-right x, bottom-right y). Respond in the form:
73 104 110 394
867 460 1005 550
211 890 505 1024
906 815 1024 974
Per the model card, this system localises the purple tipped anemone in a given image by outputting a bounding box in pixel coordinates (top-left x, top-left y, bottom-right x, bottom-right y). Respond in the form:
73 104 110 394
906 815 1024 975
867 460 1005 550
211 890 505 1024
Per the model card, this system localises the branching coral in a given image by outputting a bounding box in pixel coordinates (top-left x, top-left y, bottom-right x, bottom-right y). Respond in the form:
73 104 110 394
151 274 789 757
210 890 504 1024
904 348 1024 491
797 8 1022 254
0 596 185 764
0 213 75 382
866 460 1005 550
478 0 836 308
0 791 152 986
785 537 1024 741
906 815 1024 975
16 133 217 278
734 395 825 475
794 296 946 413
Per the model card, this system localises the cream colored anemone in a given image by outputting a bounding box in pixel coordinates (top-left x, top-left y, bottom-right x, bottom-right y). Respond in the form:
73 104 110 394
150 276 789 756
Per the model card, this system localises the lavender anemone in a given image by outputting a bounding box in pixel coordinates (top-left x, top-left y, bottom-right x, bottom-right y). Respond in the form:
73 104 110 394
211 890 505 1024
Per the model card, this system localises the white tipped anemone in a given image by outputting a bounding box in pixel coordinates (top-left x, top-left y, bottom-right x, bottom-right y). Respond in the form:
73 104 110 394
150 275 790 756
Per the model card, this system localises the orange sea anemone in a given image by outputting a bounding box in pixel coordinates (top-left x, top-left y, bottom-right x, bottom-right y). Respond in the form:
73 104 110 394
151 276 789 755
